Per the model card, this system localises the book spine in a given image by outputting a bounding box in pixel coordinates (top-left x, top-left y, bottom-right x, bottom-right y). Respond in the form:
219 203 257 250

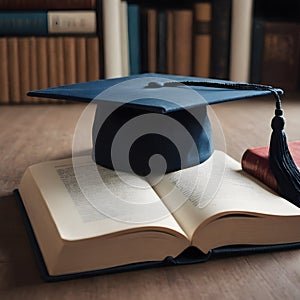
140 7 149 73
127 3 141 75
95 0 104 78
0 0 96 10
0 11 96 36
36 37 49 103
147 8 157 73
63 37 76 84
210 0 231 80
260 21 300 91
18 38 31 103
193 2 212 78
55 37 65 87
48 37 59 88
166 9 174 74
241 149 279 193
47 11 97 35
120 0 130 76
229 0 253 82
156 9 167 74
46 36 65 105
47 37 65 104
75 37 87 83
29 37 39 103
241 141 300 193
0 35 102 104
86 36 100 81
173 8 193 76
0 12 47 36
0 38 9 104
7 37 21 104
102 0 123 78
249 17 264 84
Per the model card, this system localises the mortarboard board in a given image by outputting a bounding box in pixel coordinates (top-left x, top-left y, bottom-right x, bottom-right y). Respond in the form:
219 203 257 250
27 73 278 175
27 73 300 206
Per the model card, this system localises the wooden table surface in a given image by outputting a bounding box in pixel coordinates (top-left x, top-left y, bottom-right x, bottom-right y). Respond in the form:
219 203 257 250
0 94 299 299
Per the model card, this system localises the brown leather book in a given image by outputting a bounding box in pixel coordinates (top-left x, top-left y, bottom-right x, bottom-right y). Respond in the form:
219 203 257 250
0 38 9 104
63 37 76 85
193 2 212 78
242 141 300 193
86 36 100 81
55 37 65 87
48 37 59 89
75 37 87 83
18 38 31 103
29 37 39 103
147 8 157 73
173 8 193 76
7 37 21 104
261 21 300 91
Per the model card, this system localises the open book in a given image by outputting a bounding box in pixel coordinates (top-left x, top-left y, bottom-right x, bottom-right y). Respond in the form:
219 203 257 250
17 151 300 279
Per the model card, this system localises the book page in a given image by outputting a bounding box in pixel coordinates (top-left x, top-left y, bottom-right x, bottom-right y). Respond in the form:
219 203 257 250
21 156 188 241
152 151 300 240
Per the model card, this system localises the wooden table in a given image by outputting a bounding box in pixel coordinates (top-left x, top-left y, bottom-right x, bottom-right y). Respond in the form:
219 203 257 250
0 94 299 299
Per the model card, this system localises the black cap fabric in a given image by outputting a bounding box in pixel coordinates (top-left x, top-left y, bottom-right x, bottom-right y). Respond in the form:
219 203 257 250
27 73 282 176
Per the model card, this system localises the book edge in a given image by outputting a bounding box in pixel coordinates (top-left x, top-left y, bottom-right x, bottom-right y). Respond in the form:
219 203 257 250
14 188 300 281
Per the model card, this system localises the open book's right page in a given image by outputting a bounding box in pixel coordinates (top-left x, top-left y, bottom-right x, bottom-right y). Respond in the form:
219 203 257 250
152 151 300 253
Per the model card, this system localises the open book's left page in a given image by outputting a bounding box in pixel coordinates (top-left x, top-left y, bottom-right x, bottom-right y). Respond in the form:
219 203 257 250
19 156 189 275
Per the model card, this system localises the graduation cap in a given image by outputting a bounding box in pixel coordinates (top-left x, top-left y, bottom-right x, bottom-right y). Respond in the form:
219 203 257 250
27 73 300 206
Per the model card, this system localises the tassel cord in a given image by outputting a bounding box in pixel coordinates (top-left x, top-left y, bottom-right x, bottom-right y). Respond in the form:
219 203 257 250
158 79 300 206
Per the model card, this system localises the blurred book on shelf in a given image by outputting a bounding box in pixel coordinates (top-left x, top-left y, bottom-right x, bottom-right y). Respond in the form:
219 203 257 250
0 0 103 104
0 0 97 10
128 1 231 80
251 19 300 91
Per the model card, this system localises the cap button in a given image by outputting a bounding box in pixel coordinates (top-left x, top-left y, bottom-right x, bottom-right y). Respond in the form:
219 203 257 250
146 82 164 88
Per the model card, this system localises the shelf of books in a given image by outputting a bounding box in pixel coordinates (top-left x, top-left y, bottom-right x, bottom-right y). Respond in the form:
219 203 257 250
104 0 300 92
117 0 232 80
0 0 104 104
2 0 300 105
249 0 300 91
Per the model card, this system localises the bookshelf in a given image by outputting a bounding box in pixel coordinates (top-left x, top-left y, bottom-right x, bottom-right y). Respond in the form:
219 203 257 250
120 0 232 80
250 0 300 91
104 0 300 91
0 0 104 104
2 0 300 105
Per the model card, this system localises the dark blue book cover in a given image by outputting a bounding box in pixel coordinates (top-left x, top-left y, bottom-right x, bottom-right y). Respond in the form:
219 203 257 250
0 11 97 36
210 0 232 79
250 18 264 84
156 9 167 73
0 12 48 36
128 4 141 74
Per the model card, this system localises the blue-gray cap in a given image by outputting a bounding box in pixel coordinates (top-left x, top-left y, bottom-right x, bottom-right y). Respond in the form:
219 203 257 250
28 73 283 177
